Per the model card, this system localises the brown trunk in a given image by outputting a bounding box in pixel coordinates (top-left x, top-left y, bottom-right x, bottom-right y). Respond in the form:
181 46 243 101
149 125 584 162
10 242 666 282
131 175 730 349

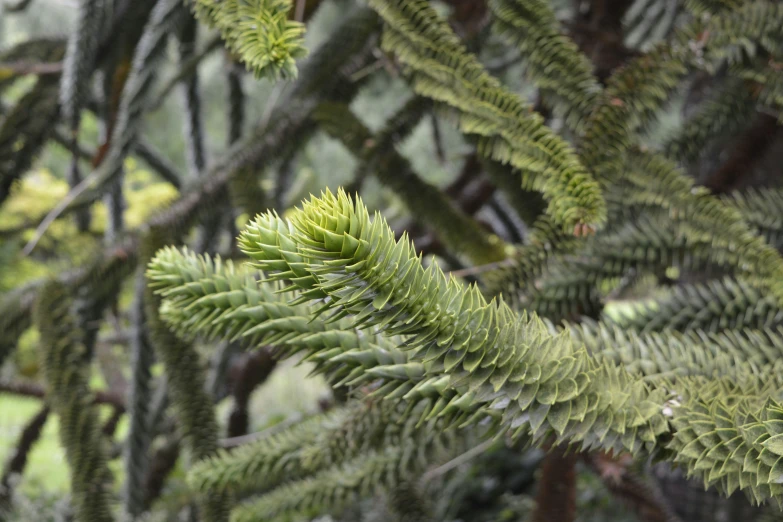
532 445 578 522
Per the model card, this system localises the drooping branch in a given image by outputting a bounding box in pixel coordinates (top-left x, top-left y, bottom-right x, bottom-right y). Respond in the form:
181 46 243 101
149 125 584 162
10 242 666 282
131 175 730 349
34 280 114 522
141 228 230 522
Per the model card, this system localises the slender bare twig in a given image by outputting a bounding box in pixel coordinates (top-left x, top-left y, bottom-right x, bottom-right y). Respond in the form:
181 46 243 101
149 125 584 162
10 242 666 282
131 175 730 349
0 61 63 75
0 379 125 410
220 414 305 448
421 439 495 481
21 163 100 256
0 405 49 507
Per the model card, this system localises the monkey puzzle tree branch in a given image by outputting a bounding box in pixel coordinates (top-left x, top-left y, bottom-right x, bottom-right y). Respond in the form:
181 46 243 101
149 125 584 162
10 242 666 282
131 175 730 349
314 101 510 265
34 281 114 522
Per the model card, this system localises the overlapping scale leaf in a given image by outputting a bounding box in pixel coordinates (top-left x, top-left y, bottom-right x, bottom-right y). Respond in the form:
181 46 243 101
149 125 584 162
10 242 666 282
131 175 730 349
34 281 114 522
147 246 300 345
578 31 691 188
147 246 414 388
732 63 783 122
192 398 468 522
313 100 509 265
664 77 759 164
489 0 601 131
700 2 783 67
367 0 607 231
566 321 783 384
666 378 783 506
622 149 783 301
229 446 434 522
482 215 581 306
604 278 783 334
188 406 351 494
501 213 740 322
239 189 669 455
724 187 783 250
189 0 308 80
142 232 232 521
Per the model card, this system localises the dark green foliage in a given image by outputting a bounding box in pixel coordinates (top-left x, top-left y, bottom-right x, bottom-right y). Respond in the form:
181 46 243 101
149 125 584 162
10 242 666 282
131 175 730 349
33 281 114 522
176 15 208 178
368 0 608 233
60 0 105 132
123 272 156 518
490 0 600 129
664 77 758 164
228 188 783 507
73 0 186 207
0 74 61 204
0 283 40 369
724 187 783 250
605 277 783 333
141 229 231 522
314 100 510 265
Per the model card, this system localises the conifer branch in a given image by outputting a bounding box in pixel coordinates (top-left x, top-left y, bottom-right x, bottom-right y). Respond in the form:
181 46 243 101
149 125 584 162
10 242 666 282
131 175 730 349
0 73 61 205
141 229 231 522
60 0 105 194
34 281 114 522
22 0 185 254
314 101 510 265
623 149 783 304
240 190 668 448
187 0 308 80
664 77 758 164
604 277 783 334
0 405 49 508
368 0 608 232
489 0 601 130
234 189 783 504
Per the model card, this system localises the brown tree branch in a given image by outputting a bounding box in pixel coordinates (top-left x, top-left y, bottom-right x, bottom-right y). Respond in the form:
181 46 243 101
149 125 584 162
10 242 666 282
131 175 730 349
0 61 62 75
0 405 50 507
226 349 277 438
532 444 578 522
586 451 683 522
0 379 125 410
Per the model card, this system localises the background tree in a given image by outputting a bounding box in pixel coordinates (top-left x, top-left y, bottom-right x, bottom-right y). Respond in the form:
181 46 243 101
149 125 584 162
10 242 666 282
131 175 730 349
1 0 782 521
